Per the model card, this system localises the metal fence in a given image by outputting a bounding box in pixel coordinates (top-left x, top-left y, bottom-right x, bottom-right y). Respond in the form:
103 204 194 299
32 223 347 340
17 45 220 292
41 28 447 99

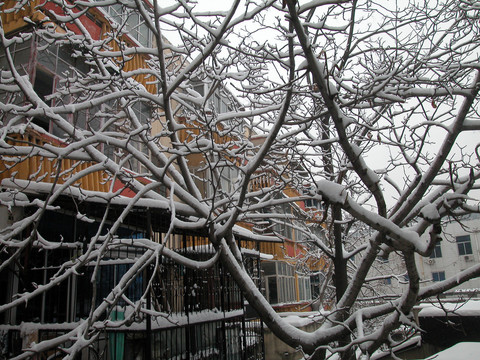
0 317 264 360
0 205 265 360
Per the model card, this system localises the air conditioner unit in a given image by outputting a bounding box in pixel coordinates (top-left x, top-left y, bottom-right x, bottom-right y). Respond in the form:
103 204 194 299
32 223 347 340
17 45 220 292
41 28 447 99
427 259 435 265
464 255 473 261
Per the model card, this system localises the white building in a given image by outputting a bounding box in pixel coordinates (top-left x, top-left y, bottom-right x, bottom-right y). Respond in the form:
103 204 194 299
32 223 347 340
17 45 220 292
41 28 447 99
416 215 480 291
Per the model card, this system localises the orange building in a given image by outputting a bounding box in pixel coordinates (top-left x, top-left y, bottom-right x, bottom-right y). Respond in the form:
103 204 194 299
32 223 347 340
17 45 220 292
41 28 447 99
0 2 265 359
0 0 157 192
244 134 329 313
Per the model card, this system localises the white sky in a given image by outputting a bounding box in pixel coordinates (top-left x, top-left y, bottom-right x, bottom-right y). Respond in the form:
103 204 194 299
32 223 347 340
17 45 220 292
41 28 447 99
155 0 480 208
159 0 235 11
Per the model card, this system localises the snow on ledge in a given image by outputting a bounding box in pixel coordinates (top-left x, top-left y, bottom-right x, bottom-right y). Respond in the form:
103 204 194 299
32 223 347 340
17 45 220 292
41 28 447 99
241 248 274 260
0 309 245 333
278 311 327 328
370 336 422 360
1 178 171 211
418 299 480 317
424 342 480 360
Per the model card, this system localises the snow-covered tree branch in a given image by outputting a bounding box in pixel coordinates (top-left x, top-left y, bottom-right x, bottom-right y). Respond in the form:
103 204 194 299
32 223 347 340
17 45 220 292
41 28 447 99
1 0 480 359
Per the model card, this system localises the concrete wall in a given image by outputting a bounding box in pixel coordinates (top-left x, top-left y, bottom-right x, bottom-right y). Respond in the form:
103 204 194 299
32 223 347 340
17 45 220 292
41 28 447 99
416 216 480 291
263 321 320 360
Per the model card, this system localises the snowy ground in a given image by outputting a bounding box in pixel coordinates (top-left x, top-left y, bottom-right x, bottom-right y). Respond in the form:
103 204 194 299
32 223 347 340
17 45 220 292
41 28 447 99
423 342 480 360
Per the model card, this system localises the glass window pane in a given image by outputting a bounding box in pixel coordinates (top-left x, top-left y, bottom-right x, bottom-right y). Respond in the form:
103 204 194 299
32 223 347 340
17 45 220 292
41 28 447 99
268 277 278 304
432 271 445 282
456 235 472 255
262 262 276 276
430 243 442 258
465 242 473 255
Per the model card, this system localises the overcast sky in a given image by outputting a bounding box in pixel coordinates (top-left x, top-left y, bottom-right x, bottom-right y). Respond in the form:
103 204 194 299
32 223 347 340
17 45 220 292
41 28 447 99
155 0 480 207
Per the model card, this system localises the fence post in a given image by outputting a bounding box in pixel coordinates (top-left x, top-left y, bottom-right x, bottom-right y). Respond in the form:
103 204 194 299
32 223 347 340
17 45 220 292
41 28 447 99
146 212 152 360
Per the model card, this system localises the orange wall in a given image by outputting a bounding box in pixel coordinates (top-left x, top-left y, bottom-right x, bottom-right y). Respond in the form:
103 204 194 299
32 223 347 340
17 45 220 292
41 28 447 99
0 129 111 193
1 0 156 94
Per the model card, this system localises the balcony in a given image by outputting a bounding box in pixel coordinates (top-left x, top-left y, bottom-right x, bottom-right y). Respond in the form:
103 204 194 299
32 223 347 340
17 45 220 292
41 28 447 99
0 127 111 193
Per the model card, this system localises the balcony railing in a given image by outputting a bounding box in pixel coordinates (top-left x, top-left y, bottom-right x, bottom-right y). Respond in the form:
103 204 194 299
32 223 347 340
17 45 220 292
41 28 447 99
0 127 112 193
0 0 156 94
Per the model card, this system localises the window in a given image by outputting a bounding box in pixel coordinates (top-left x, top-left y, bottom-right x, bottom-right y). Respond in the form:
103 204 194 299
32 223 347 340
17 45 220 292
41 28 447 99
430 243 442 258
205 164 239 198
106 5 152 47
212 93 231 114
31 40 90 137
263 261 297 305
457 235 473 255
267 277 278 304
113 101 151 173
132 101 151 125
96 263 143 307
304 198 321 209
0 38 31 71
193 83 205 96
298 276 312 301
432 271 446 282
302 187 322 209
262 261 276 276
33 68 55 132
220 166 236 193
272 202 292 240
294 222 305 243
278 222 291 240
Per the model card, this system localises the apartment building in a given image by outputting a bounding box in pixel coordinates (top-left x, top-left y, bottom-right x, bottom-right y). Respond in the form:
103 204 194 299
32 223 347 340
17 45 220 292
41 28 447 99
0 1 265 359
416 215 480 293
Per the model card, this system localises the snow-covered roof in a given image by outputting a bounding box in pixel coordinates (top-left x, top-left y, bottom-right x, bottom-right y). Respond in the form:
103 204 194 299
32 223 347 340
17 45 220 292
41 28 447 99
1 178 180 212
241 247 274 260
424 342 480 360
1 179 282 243
370 336 422 360
418 299 480 317
278 311 327 328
